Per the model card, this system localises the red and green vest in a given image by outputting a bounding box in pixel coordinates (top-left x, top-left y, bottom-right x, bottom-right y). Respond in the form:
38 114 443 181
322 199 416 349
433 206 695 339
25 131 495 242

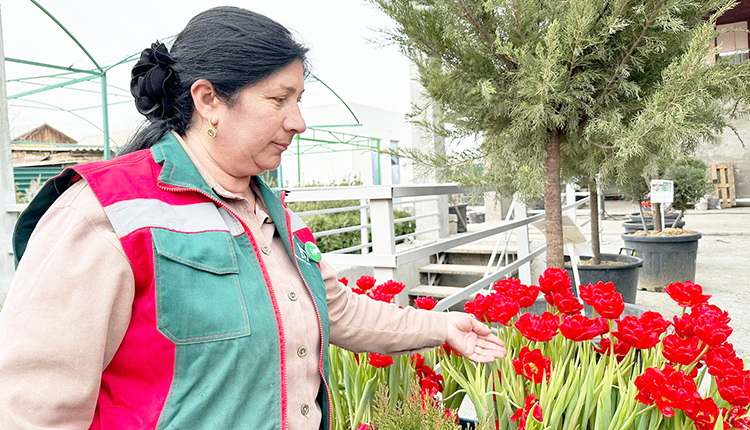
13 133 332 430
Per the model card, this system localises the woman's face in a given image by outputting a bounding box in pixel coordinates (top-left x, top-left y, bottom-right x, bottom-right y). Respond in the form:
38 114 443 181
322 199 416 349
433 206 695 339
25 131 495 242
212 60 306 177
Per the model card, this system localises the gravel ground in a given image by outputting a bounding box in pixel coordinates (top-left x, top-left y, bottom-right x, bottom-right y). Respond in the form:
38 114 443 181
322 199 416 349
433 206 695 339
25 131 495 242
599 200 750 361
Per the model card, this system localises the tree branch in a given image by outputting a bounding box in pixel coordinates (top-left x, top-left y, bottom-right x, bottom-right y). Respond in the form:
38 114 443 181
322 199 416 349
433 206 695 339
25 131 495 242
455 0 517 70
595 0 666 106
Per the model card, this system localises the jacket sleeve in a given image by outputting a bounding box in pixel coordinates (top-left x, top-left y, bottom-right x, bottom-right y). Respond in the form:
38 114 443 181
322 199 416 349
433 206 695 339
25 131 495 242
321 260 447 355
0 181 134 429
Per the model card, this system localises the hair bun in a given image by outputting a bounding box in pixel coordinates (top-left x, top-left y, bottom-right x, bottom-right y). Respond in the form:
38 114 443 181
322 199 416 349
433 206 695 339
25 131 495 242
130 42 178 122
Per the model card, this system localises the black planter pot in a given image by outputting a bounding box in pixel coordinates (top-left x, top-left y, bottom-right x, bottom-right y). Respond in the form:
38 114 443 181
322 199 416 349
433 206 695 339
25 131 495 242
628 212 680 223
621 232 701 292
449 203 468 233
562 253 643 304
622 220 685 234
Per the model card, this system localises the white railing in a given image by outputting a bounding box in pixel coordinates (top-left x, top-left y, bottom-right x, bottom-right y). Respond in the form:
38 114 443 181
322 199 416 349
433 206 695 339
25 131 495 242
4 185 599 311
287 184 595 308
432 196 592 311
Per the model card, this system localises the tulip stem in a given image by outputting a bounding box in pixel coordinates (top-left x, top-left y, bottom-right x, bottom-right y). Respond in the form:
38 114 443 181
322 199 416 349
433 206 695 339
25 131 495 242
634 404 655 417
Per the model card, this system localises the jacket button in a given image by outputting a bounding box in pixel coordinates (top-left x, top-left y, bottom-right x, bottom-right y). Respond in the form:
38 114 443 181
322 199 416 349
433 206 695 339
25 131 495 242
297 346 308 357
260 245 271 255
301 404 310 416
288 291 298 301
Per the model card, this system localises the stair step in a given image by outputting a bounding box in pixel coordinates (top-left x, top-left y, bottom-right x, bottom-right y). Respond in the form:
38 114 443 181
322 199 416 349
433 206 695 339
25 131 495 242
409 285 480 299
419 263 487 276
447 245 518 255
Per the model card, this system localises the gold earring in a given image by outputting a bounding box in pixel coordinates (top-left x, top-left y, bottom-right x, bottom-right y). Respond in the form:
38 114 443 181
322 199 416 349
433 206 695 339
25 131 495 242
207 122 217 139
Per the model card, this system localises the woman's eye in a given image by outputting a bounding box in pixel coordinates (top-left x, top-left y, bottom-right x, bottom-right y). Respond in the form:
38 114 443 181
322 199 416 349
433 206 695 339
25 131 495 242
273 97 286 104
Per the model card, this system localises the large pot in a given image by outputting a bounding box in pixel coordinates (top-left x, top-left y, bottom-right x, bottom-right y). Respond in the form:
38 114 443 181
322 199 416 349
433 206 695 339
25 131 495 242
563 253 643 304
622 220 685 234
621 232 701 292
628 212 680 223
449 203 468 233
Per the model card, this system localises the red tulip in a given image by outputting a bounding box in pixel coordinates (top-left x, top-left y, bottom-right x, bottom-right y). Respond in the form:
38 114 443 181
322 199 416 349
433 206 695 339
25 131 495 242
705 343 745 379
691 304 732 346
727 406 750 430
550 290 584 315
338 277 349 286
592 290 625 320
493 277 521 294
495 277 540 308
414 296 437 310
635 364 699 417
515 312 559 342
613 312 669 350
377 280 406 296
369 290 395 302
440 341 461 357
538 268 572 295
464 294 491 321
718 370 750 407
685 397 725 430
485 295 520 325
579 281 616 307
593 337 632 361
512 346 551 383
662 334 704 365
559 314 608 342
510 393 543 430
356 275 377 291
673 313 696 338
411 353 425 372
418 364 444 397
664 280 711 308
368 353 394 368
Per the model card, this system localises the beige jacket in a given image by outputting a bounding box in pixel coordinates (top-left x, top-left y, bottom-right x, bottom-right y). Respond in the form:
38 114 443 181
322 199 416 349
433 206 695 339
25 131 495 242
0 138 447 429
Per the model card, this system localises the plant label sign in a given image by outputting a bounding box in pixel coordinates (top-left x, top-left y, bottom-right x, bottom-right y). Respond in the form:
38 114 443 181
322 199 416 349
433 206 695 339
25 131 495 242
650 180 674 204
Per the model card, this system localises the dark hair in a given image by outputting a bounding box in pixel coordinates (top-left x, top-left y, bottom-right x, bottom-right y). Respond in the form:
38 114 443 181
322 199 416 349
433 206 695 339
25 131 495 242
121 6 309 155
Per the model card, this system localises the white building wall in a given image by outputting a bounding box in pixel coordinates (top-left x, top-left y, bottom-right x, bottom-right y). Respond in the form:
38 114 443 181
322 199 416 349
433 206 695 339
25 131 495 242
282 102 413 187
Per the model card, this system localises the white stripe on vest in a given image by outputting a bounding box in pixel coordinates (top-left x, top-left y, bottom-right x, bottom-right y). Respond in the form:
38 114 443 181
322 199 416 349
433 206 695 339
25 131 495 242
103 199 244 238
286 208 308 233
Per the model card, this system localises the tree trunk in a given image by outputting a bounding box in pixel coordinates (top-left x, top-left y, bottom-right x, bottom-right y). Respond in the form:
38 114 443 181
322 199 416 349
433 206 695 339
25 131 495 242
671 209 685 228
639 203 649 232
544 131 564 268
589 182 601 265
653 202 662 231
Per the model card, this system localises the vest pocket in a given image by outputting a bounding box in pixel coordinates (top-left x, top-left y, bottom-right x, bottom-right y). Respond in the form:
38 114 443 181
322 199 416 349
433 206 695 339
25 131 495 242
152 228 251 344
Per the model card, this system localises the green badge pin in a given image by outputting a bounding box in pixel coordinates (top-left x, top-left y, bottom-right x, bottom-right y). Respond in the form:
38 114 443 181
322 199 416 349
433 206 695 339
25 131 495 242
304 242 322 262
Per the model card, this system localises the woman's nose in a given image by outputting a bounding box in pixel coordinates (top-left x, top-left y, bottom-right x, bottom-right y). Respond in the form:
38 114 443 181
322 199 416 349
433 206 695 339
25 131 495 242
285 105 306 134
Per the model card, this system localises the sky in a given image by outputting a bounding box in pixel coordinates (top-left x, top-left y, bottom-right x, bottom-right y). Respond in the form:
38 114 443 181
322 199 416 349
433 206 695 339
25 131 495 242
2 0 413 141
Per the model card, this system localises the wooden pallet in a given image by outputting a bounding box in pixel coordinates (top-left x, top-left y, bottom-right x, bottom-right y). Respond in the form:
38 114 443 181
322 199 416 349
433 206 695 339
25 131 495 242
711 163 736 208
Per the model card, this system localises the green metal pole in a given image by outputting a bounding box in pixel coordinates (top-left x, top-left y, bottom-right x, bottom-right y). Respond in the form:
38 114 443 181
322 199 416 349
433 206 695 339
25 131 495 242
5 57 99 75
377 138 381 185
30 0 102 71
8 74 99 100
277 164 284 188
296 134 301 186
101 72 110 159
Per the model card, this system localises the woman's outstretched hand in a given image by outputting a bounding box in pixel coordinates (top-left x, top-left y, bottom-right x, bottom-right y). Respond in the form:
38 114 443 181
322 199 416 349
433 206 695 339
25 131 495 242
445 313 507 363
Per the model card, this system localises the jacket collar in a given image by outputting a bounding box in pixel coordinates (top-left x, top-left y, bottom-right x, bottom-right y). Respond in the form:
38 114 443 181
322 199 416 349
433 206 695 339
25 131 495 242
149 132 287 236
150 132 219 199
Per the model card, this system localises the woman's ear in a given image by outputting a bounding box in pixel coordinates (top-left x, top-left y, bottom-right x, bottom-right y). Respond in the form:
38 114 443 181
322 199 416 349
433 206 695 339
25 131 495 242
190 79 221 125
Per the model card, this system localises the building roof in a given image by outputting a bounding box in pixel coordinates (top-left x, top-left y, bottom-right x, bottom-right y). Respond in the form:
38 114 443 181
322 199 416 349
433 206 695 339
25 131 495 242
11 123 77 144
717 0 750 25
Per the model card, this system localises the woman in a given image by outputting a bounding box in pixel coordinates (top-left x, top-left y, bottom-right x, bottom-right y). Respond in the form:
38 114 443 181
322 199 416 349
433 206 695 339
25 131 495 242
0 7 505 430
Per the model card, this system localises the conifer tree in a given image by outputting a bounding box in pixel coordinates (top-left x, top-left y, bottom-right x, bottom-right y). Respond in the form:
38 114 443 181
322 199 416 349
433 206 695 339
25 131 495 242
370 0 750 268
